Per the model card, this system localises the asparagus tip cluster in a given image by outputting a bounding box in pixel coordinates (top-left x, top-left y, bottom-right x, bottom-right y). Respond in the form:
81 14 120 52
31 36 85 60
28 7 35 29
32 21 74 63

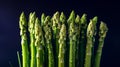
19 11 108 67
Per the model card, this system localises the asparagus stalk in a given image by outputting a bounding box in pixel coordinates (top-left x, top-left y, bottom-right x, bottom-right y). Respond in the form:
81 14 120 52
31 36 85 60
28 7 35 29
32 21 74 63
41 13 48 67
91 16 98 67
94 22 108 67
67 11 76 67
28 12 36 67
19 12 29 67
79 13 87 67
84 19 97 67
35 18 44 67
59 12 69 67
75 15 81 67
69 21 77 67
52 11 61 67
17 51 21 67
44 16 54 67
58 24 66 67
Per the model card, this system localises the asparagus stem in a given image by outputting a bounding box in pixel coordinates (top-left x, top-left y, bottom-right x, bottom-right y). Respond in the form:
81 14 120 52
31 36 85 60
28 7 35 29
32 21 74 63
44 16 54 67
19 12 29 67
68 11 76 67
69 20 77 67
58 24 66 67
75 15 81 67
41 13 48 67
35 18 44 67
52 11 61 67
94 22 108 67
17 51 21 67
28 12 36 67
91 16 98 67
84 19 97 67
79 14 87 67
59 12 69 67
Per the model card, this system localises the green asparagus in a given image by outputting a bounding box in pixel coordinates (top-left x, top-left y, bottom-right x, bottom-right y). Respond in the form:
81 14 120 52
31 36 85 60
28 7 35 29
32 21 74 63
18 11 108 67
69 22 77 67
75 15 81 67
44 16 54 67
28 12 37 67
94 21 108 67
17 51 21 67
19 12 29 67
91 16 98 67
58 24 66 67
59 12 68 67
79 13 87 67
35 18 44 67
84 19 97 67
52 11 61 67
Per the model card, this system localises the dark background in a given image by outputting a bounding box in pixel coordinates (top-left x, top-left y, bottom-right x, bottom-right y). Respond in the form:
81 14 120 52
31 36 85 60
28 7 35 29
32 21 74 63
0 0 119 67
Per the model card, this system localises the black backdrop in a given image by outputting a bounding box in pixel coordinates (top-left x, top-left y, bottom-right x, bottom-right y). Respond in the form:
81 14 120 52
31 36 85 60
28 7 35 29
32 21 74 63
0 0 120 67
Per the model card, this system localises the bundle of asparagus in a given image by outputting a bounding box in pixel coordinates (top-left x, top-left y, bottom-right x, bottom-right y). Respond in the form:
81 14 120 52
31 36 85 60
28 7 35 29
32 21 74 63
19 11 108 67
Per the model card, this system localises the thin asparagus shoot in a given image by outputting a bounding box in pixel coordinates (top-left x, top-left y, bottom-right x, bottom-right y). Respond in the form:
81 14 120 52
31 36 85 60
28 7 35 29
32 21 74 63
17 51 21 67
28 12 36 67
19 12 29 67
94 21 108 67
